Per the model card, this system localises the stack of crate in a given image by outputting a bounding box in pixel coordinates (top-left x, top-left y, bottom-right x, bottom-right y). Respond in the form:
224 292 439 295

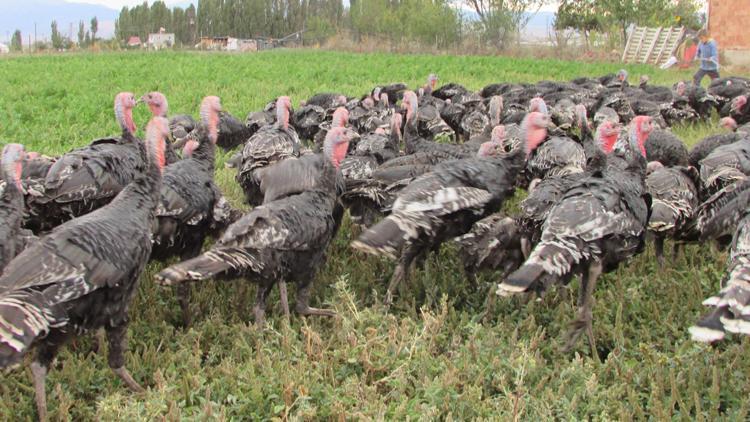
621 26 685 67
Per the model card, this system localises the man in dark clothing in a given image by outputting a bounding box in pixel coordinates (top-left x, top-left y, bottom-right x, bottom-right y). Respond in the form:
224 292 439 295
693 29 720 86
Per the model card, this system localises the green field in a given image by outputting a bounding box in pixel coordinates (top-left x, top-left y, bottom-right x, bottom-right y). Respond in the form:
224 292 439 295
0 50 749 420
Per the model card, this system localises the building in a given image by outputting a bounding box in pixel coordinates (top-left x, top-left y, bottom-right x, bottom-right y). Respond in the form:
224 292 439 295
148 29 175 50
708 0 750 66
126 36 142 48
227 37 258 52
198 36 229 50
0 43 9 54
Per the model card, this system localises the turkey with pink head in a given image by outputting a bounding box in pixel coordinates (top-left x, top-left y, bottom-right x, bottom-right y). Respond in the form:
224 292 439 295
156 127 357 326
352 124 525 306
0 116 168 421
236 96 301 206
499 115 654 360
27 92 145 232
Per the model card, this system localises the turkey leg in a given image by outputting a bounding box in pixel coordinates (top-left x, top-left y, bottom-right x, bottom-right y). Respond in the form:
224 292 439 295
32 331 69 421
177 243 204 328
253 282 274 328
278 280 291 322
385 246 419 306
30 362 48 422
107 323 145 393
296 282 336 317
177 284 192 328
654 236 665 268
562 260 602 363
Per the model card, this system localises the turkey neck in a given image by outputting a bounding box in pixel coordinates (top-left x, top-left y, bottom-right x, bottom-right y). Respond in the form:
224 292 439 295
0 168 23 213
403 115 421 153
189 128 216 173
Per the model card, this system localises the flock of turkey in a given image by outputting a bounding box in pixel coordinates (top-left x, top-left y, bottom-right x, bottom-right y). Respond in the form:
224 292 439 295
2 70 750 418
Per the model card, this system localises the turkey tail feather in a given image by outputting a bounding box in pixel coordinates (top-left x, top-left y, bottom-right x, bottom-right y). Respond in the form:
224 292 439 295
155 248 262 286
351 215 407 260
0 290 64 368
499 242 576 295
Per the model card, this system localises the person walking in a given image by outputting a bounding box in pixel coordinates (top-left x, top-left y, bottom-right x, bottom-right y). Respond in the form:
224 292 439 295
693 29 720 87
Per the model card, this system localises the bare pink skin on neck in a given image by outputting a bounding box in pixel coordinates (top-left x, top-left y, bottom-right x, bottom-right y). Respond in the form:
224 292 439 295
331 142 348 168
332 107 349 128
276 96 291 130
720 117 738 131
597 123 619 153
523 112 548 156
631 116 653 157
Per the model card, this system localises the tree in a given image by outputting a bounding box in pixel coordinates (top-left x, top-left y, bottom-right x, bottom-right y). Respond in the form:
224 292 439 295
595 0 699 46
11 29 22 51
90 16 99 42
85 31 91 46
555 0 602 49
78 21 86 47
466 0 546 49
51 20 63 50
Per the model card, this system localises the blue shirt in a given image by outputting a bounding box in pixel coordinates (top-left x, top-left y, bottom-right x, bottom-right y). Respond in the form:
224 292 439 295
697 40 719 71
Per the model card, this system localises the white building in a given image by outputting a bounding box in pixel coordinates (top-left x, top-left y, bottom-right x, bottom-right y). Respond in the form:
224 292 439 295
148 31 175 50
0 43 9 54
227 37 258 52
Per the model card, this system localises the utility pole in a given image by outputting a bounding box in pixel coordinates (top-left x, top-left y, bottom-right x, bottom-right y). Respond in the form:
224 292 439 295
34 22 37 52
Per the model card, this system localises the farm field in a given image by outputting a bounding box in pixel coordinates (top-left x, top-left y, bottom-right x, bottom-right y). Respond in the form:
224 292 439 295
0 49 749 419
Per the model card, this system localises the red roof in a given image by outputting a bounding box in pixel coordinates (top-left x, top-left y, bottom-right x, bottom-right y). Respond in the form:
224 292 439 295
127 36 142 46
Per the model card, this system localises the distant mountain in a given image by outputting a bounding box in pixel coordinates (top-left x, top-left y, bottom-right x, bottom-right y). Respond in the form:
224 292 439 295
0 0 118 43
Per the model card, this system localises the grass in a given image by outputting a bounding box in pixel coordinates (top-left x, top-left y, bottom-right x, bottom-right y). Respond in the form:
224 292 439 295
1 49 749 420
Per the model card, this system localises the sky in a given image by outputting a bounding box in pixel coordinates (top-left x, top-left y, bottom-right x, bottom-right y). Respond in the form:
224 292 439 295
69 0 561 12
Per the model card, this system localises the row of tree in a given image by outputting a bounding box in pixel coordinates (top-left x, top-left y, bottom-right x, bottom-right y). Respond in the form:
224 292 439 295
9 18 99 51
555 0 702 49
8 0 702 52
111 0 563 49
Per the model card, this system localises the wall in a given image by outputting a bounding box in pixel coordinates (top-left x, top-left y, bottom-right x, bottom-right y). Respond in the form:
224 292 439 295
708 0 750 65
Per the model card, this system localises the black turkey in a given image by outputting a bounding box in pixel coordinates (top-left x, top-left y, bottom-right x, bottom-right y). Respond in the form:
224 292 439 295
144 90 248 152
643 129 689 167
293 103 327 141
151 96 228 327
698 137 750 197
688 117 747 168
236 96 301 206
499 115 654 358
27 92 145 232
0 116 168 420
726 95 750 125
352 130 525 306
313 107 349 152
454 214 525 314
0 144 35 274
156 127 357 326
690 178 750 342
20 151 55 180
305 92 348 109
523 99 586 183
644 162 700 265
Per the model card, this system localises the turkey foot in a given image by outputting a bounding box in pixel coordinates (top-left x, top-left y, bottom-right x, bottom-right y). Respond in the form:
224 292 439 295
296 283 336 317
562 261 602 363
112 367 145 393
30 361 48 422
107 324 145 392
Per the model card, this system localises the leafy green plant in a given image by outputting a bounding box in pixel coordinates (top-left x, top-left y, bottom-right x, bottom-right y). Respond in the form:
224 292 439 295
0 50 748 420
